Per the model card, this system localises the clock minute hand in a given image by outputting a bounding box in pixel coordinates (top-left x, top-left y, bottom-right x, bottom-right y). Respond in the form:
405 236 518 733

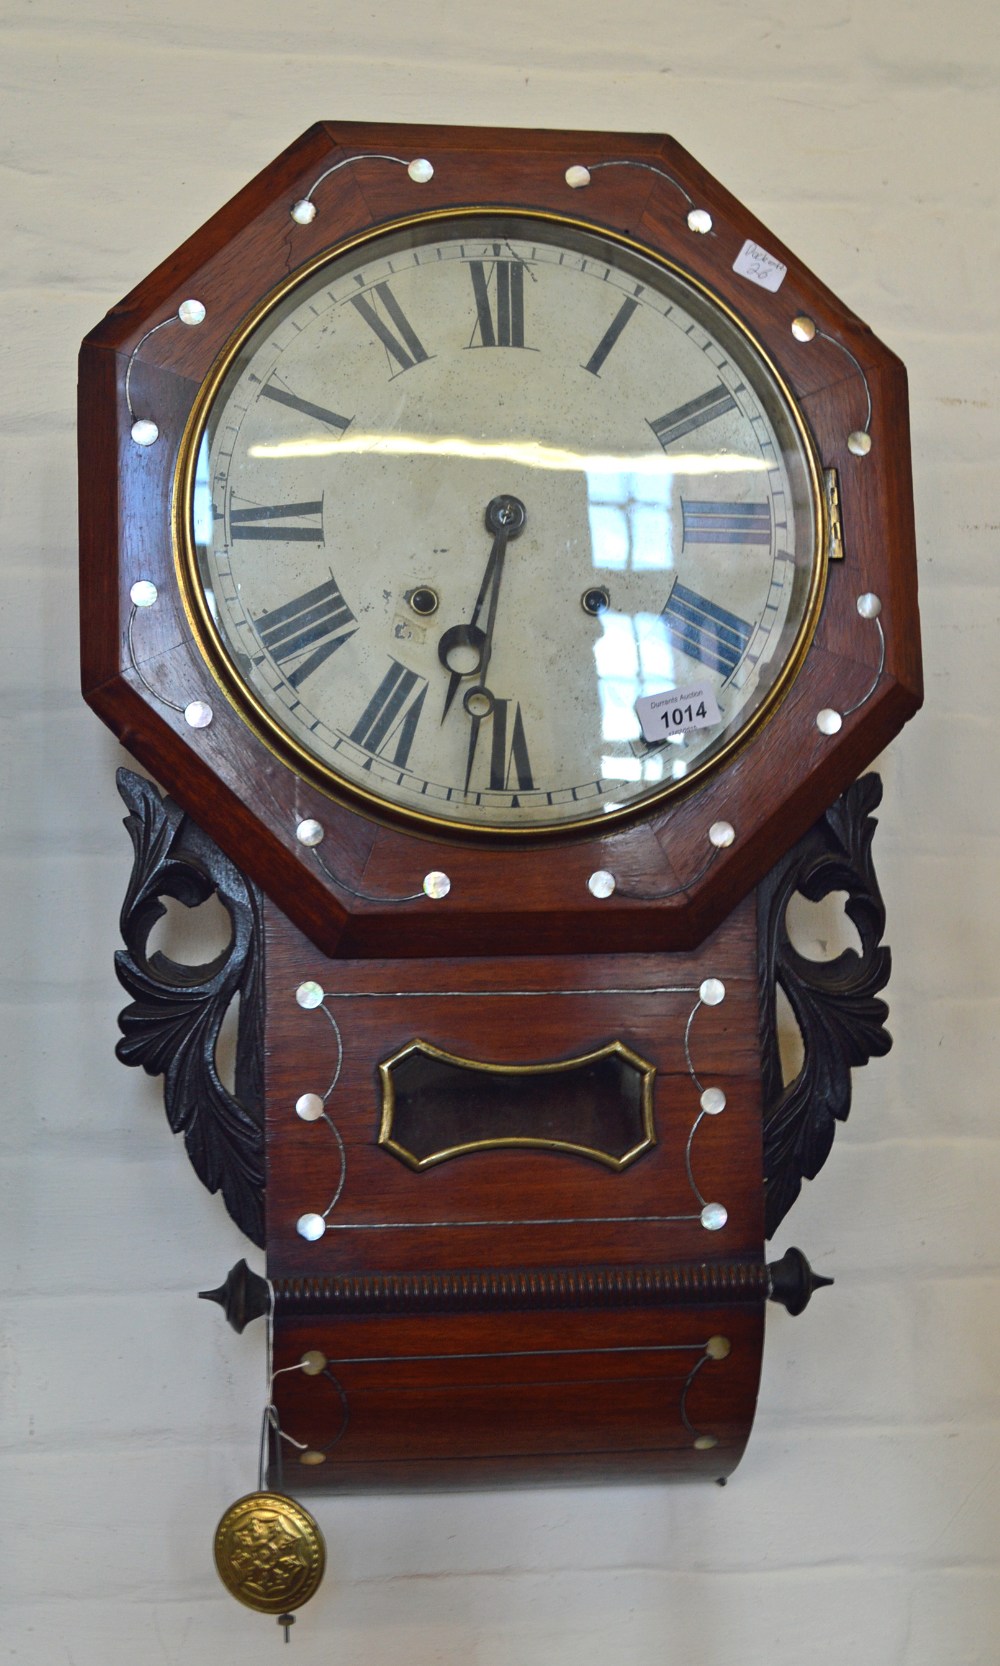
461 495 526 795
461 539 508 796
438 495 527 726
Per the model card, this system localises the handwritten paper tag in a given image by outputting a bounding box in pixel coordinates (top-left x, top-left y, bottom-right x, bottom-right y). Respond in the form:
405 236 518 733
733 238 787 292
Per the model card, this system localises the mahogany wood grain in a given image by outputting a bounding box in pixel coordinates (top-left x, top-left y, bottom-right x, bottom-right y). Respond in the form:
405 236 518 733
79 124 921 1487
264 897 765 1485
271 1304 764 1490
80 122 922 962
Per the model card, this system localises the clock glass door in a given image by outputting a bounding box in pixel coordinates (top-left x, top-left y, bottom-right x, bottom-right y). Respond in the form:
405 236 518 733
180 214 823 834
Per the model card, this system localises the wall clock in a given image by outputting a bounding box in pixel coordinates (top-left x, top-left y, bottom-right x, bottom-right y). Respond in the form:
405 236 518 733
79 122 920 1628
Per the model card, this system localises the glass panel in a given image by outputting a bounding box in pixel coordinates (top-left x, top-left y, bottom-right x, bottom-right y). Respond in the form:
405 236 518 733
379 1040 655 1170
183 213 821 834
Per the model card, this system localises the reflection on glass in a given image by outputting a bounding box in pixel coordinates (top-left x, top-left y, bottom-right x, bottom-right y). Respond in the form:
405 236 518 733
192 436 218 624
587 468 674 572
595 610 679 746
248 434 769 472
601 755 644 782
192 435 214 549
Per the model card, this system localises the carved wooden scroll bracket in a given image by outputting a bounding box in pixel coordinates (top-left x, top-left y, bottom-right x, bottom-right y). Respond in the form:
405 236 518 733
114 768 266 1246
758 772 891 1238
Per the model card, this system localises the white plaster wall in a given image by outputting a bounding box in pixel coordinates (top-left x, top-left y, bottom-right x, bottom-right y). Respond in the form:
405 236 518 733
2 2 997 1661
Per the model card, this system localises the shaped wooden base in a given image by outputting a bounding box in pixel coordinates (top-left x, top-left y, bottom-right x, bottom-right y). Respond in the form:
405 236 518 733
116 769 890 1486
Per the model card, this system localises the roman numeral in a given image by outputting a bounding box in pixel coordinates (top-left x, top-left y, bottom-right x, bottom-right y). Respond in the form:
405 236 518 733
351 283 429 372
582 297 638 376
260 383 352 433
349 660 428 769
229 499 325 542
489 700 534 794
253 576 357 688
682 499 772 547
648 384 737 449
468 258 526 348
661 583 753 679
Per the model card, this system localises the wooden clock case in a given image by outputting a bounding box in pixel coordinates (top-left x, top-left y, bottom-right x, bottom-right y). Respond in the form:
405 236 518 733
80 123 921 1487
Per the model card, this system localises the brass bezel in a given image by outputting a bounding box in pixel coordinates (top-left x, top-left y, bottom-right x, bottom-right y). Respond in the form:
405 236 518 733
173 207 829 842
378 1036 657 1172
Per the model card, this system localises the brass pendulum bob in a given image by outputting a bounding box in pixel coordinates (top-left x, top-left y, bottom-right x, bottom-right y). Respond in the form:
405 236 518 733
214 1491 326 1641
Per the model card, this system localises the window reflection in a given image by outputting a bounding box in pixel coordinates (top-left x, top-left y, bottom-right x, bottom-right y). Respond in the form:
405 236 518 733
595 610 679 755
586 467 673 572
587 467 683 760
193 434 214 549
192 435 219 624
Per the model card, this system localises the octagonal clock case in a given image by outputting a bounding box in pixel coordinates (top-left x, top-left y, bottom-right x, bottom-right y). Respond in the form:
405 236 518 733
80 123 921 1492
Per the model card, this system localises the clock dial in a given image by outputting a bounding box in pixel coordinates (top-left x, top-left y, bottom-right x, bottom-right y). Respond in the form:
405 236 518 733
182 214 823 833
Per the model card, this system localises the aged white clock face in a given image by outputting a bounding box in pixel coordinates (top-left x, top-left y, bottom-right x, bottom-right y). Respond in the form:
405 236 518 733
184 213 823 833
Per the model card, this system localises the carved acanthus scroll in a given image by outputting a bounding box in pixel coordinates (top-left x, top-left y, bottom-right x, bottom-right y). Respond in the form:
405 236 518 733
114 769 266 1246
758 774 892 1238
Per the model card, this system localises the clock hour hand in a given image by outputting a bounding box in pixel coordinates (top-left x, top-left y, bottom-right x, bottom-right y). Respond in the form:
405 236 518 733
438 495 526 726
438 554 495 724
